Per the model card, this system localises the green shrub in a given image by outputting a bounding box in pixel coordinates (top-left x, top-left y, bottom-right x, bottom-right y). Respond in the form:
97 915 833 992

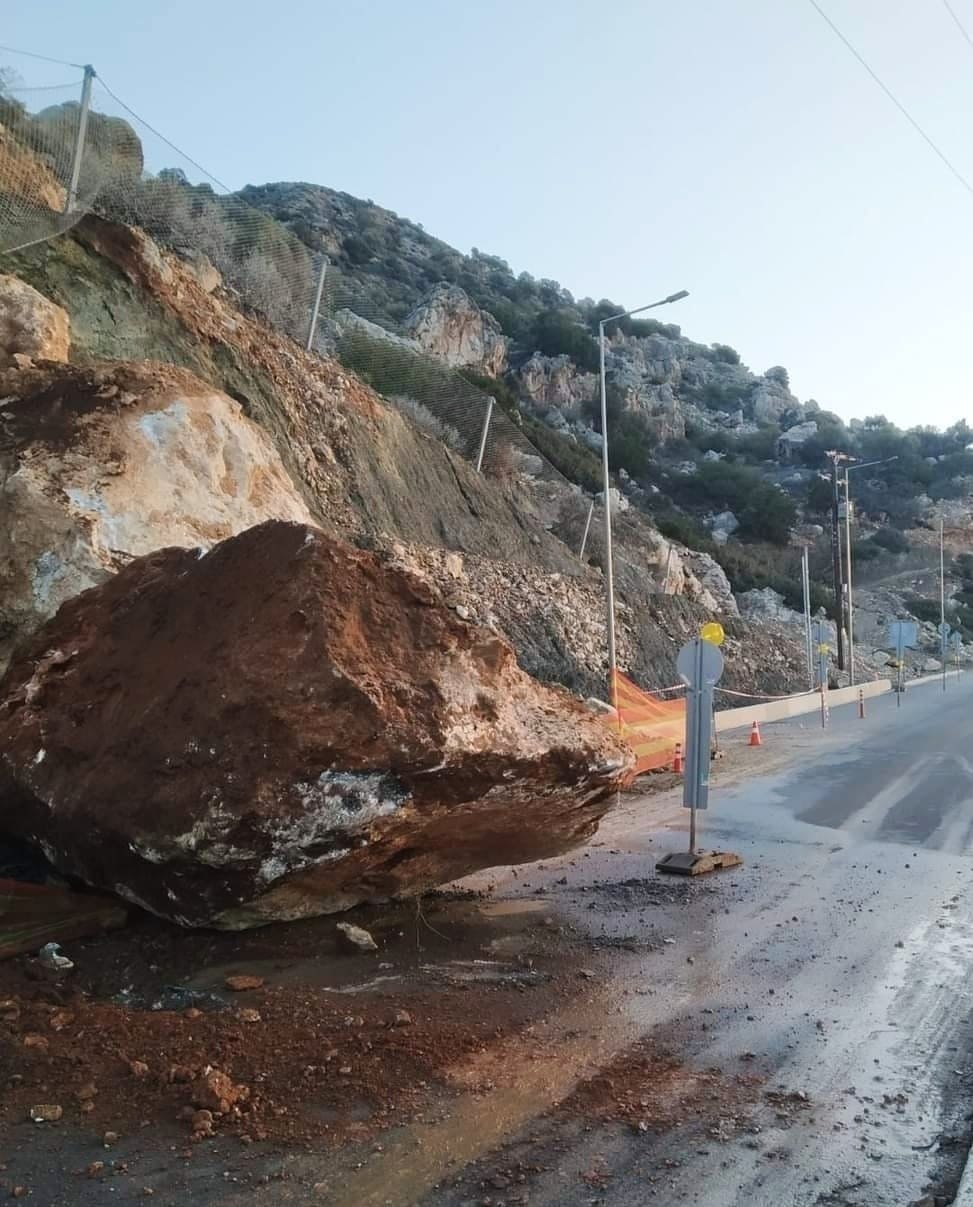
905 596 941 624
461 371 521 416
653 509 715 551
711 343 741 365
714 542 832 614
520 417 602 493
870 527 909 554
532 310 600 372
805 475 833 515
611 412 656 479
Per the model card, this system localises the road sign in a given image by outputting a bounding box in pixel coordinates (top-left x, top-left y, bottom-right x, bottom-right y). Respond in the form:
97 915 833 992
700 621 725 647
886 620 917 656
951 631 964 650
677 639 725 688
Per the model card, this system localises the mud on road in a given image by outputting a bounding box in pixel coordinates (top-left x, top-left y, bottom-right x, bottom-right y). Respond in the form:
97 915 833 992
3 680 973 1205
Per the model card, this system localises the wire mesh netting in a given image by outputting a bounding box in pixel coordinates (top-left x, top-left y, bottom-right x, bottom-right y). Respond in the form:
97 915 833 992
0 58 592 502
0 78 93 251
316 265 587 487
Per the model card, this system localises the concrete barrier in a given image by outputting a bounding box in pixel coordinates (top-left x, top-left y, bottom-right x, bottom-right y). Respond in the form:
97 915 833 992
715 678 891 733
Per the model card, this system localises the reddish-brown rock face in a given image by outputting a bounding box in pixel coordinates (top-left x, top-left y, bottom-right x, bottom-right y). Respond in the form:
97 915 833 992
0 521 632 928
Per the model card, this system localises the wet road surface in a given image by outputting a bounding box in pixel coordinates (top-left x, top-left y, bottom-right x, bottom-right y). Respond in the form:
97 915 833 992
333 674 973 1206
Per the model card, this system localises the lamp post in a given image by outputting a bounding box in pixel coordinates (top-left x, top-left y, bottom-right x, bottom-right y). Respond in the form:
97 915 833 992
842 455 897 684
598 290 689 704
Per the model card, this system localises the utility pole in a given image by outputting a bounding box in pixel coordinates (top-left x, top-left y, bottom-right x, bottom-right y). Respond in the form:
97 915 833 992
801 545 813 691
827 452 847 671
940 510 947 693
843 473 854 684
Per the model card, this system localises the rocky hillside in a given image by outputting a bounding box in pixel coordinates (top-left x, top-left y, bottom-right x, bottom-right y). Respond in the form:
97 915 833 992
0 214 815 702
239 181 973 670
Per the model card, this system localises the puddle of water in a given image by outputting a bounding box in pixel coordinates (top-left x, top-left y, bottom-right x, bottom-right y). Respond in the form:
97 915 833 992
420 959 547 987
477 898 548 918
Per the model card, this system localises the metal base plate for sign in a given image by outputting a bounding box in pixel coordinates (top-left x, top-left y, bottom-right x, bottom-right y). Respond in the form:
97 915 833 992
656 851 743 877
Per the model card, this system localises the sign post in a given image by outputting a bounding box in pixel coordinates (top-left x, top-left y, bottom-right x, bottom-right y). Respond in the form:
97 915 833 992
657 626 741 877
812 618 830 729
887 620 917 707
938 621 951 693
951 630 963 681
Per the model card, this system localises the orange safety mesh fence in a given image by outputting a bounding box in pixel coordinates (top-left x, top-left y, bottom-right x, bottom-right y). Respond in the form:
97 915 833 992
607 671 686 774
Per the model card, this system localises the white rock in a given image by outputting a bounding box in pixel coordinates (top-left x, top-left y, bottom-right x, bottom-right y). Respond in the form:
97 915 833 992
0 274 70 368
404 284 507 377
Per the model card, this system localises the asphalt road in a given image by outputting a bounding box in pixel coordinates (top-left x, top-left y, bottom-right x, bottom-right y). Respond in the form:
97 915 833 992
405 673 973 1207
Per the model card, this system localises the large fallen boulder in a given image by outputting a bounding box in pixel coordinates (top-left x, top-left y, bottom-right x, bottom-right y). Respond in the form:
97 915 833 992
0 521 632 928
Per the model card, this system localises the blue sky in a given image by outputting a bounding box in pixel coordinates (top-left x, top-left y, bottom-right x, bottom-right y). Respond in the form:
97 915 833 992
5 0 973 429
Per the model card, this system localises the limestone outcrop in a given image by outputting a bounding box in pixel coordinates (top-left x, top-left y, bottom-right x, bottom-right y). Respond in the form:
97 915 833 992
0 361 313 675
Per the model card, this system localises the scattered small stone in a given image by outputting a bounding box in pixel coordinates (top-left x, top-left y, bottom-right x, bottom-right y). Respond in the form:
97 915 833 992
48 1009 74 1032
75 1083 98 1102
184 1008 202 1020
224 975 264 992
237 1008 262 1024
192 1070 249 1114
28 1104 62 1123
191 1110 214 1137
85 1162 104 1179
392 1010 412 1027
335 923 378 954
22 1034 48 1052
103 1132 119 1146
578 969 596 980
129 1060 150 1078
36 942 73 973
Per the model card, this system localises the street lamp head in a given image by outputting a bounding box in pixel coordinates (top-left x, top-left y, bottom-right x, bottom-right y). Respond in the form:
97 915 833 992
665 290 690 304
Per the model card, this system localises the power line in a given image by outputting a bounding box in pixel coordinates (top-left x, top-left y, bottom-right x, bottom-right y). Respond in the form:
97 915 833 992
943 0 973 52
96 74 234 195
808 0 973 201
0 44 86 70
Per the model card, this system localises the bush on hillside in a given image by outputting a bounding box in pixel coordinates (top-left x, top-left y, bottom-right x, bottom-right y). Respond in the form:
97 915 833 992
905 596 940 624
532 310 600 372
673 460 796 546
805 474 833 515
711 344 741 365
870 526 910 554
653 510 715 552
694 380 751 411
611 411 657 479
520 417 602 494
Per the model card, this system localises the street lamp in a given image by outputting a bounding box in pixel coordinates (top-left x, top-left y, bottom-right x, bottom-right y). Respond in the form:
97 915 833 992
598 291 689 704
842 455 897 684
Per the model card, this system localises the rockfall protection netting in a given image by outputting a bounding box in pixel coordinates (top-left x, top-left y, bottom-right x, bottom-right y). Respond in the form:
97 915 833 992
0 71 321 340
0 63 590 501
314 265 585 486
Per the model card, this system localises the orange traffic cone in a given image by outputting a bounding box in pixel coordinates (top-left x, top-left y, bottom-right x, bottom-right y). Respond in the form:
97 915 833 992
672 742 684 773
748 720 762 747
